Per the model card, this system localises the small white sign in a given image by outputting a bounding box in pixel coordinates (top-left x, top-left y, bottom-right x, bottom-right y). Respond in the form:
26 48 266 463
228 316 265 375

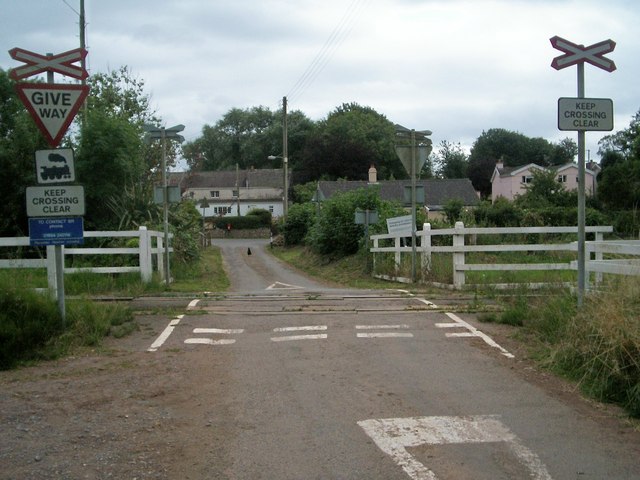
35 148 75 184
387 215 413 235
558 97 613 131
26 185 85 217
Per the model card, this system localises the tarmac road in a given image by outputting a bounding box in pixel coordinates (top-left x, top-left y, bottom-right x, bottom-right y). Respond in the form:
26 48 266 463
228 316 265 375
141 239 640 479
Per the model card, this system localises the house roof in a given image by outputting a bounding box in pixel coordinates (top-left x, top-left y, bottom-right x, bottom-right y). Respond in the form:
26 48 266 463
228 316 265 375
318 179 480 209
182 168 286 189
491 162 597 183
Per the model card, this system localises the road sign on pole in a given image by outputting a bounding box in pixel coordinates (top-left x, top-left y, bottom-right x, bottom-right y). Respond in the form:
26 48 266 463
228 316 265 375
550 36 616 72
29 217 84 246
9 47 89 80
35 148 76 184
558 97 614 131
26 185 85 217
15 83 89 147
551 35 616 307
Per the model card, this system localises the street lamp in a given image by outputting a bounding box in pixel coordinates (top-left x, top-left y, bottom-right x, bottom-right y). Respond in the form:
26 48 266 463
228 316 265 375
395 124 432 283
268 154 289 218
144 123 185 286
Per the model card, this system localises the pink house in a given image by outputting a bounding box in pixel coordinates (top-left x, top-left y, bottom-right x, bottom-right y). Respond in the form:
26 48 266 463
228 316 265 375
491 161 598 202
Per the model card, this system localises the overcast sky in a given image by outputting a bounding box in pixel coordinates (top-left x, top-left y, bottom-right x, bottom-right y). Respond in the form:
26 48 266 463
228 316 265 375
2 0 638 164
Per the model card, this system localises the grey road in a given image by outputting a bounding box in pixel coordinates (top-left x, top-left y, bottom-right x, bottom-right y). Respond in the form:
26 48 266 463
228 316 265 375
146 239 640 479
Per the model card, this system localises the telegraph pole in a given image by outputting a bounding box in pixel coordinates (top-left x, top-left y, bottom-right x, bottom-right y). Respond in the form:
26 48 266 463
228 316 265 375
282 96 289 217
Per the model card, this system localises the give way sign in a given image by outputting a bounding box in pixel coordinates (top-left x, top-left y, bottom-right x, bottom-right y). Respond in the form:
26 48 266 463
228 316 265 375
15 83 89 147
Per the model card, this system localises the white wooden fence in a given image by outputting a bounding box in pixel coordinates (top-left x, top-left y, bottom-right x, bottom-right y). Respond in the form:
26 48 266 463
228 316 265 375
371 222 640 289
0 226 171 289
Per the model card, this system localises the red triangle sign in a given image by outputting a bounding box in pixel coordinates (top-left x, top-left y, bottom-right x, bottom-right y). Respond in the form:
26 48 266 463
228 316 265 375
15 83 89 147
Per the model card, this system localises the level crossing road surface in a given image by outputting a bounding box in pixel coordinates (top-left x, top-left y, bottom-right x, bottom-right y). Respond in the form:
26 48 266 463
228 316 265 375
138 239 640 479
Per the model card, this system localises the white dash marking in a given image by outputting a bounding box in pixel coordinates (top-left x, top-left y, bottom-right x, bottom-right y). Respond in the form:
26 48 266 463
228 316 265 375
193 327 244 334
444 313 515 359
271 334 328 342
273 325 327 332
187 299 200 310
357 333 414 339
356 324 410 330
185 338 236 346
147 315 183 352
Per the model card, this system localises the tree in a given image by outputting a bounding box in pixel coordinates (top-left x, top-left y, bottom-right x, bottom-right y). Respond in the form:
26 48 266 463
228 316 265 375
298 103 404 183
597 109 640 210
432 140 468 179
0 70 47 236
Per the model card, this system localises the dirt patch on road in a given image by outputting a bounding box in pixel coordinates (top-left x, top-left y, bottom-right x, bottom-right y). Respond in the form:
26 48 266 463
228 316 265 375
0 316 234 480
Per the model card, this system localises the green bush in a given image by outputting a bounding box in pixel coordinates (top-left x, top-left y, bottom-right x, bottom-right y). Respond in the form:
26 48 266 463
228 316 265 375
0 287 63 369
283 203 316 245
246 208 273 227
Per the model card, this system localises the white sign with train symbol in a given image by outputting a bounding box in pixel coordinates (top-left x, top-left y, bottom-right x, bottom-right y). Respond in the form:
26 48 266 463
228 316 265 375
35 148 76 183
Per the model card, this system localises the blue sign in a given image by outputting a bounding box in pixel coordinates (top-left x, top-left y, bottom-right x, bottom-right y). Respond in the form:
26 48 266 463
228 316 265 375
29 217 84 246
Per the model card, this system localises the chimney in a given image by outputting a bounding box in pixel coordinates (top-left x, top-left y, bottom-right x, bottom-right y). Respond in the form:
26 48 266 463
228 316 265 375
368 165 378 184
496 160 504 170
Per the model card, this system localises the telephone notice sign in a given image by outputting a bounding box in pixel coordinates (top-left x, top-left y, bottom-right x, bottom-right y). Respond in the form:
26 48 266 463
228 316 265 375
558 97 613 131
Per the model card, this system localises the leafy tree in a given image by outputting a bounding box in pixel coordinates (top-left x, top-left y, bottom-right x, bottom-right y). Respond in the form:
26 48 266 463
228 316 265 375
597 110 640 210
299 103 404 183
184 106 314 172
514 169 574 208
0 70 46 236
432 140 468 179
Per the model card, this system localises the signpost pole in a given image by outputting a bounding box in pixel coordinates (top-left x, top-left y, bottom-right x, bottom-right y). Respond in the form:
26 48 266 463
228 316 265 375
410 129 417 283
161 127 170 286
576 63 586 307
47 60 66 323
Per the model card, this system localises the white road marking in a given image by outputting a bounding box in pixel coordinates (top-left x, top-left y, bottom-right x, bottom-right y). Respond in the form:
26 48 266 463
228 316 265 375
356 324 413 338
415 297 439 308
358 415 553 480
184 338 236 346
187 299 200 310
266 281 303 290
357 332 414 338
437 313 515 359
356 324 410 330
273 325 327 332
271 334 328 342
147 315 183 352
193 327 245 334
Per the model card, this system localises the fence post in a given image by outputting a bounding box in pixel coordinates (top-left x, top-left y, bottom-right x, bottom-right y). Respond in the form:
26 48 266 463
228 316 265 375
46 245 57 299
421 223 432 274
139 226 152 283
593 231 604 287
453 221 466 289
394 236 401 274
156 233 164 281
372 237 378 274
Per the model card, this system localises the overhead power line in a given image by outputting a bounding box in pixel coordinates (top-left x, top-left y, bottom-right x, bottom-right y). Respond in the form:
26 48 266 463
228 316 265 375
287 0 368 104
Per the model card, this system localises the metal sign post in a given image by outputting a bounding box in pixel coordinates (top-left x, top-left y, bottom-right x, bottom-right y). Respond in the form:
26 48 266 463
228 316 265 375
395 125 432 282
550 36 616 306
144 124 185 286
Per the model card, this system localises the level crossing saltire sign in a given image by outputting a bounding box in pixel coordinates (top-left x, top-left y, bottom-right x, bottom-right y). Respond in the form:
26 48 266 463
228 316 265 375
28 217 84 247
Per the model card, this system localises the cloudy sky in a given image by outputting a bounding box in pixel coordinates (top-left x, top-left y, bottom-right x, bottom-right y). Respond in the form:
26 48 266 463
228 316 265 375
2 0 638 163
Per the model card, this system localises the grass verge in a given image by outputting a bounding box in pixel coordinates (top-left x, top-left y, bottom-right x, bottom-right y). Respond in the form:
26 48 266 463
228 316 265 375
481 279 640 418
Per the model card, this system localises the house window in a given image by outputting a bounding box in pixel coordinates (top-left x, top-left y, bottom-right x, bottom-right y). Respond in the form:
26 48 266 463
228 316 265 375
521 175 533 184
268 205 274 213
232 189 239 197
210 190 220 198
557 175 567 183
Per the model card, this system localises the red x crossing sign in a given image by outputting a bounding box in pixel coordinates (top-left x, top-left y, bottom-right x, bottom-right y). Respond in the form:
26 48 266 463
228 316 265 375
8 47 88 81
550 36 616 72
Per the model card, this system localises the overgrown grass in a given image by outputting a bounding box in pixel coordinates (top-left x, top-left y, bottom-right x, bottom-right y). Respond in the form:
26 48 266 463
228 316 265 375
170 247 230 292
482 280 640 417
0 281 135 370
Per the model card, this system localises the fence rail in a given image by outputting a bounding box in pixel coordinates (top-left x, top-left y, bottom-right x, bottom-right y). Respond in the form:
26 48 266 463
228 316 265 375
370 222 640 289
0 226 171 289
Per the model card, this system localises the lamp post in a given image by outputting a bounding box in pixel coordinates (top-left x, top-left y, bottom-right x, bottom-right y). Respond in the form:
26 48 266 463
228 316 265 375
267 154 289 218
395 124 432 283
200 197 210 247
144 124 185 286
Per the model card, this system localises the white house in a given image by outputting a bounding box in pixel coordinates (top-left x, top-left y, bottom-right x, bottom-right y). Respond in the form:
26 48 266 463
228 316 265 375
180 168 288 218
491 161 598 202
